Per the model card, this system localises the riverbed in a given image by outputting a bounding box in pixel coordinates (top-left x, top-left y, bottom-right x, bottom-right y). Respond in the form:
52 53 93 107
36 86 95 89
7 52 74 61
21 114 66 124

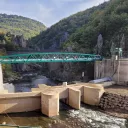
0 103 127 128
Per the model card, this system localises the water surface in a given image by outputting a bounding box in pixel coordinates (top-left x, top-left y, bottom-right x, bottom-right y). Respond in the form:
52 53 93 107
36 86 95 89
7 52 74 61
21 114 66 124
0 103 127 128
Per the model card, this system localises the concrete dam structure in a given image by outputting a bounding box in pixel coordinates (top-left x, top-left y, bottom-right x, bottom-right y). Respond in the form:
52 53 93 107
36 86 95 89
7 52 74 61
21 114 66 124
95 59 128 84
0 83 104 117
0 53 104 117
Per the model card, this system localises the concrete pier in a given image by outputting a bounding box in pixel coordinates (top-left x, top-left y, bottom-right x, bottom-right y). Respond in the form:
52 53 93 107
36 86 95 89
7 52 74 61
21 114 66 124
69 88 81 109
41 92 59 117
84 86 104 105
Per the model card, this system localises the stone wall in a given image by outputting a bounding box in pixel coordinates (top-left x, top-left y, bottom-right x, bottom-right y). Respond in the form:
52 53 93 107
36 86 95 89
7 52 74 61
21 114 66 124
99 92 128 111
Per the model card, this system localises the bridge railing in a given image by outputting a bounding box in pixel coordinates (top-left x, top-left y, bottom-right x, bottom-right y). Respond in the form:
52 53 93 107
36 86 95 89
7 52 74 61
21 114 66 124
0 52 102 64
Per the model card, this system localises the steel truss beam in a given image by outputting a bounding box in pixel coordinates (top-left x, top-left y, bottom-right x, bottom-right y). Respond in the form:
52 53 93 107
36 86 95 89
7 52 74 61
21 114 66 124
0 52 102 64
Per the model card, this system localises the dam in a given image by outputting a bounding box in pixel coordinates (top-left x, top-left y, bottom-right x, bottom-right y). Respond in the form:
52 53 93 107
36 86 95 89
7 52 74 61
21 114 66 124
0 83 104 117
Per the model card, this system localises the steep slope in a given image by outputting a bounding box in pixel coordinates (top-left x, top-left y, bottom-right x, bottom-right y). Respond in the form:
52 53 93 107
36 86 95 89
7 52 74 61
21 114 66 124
29 2 109 50
64 0 128 57
0 14 46 39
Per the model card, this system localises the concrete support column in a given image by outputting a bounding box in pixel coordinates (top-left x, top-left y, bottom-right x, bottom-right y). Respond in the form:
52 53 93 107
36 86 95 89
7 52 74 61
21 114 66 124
0 64 4 91
84 86 104 105
95 61 103 79
68 88 81 109
41 92 59 117
94 61 98 79
62 82 67 86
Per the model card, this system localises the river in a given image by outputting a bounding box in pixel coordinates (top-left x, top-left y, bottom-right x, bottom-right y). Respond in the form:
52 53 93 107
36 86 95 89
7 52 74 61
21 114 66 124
0 103 127 128
1 74 128 128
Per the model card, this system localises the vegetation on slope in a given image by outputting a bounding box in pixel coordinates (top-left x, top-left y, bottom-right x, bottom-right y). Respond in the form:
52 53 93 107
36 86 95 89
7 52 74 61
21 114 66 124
0 14 46 39
30 0 128 58
0 32 21 50
0 48 19 82
64 0 128 57
29 2 108 50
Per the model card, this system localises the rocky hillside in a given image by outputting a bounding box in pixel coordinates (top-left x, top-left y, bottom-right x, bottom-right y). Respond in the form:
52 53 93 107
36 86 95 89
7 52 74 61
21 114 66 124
0 32 27 50
0 14 46 39
2 0 128 82
64 0 128 57
29 0 128 58
29 1 109 50
27 0 128 82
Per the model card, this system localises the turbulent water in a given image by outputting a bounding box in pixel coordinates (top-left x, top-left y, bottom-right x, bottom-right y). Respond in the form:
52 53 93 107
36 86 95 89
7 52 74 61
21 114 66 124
0 103 127 128
67 104 128 128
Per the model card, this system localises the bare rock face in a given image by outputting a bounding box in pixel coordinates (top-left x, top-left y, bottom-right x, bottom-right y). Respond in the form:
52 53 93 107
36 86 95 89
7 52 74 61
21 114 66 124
94 34 103 55
48 62 92 82
49 32 69 50
12 64 30 72
13 35 26 48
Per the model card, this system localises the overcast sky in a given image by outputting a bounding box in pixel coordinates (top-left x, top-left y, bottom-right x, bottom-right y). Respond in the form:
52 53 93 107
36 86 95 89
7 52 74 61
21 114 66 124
0 0 109 27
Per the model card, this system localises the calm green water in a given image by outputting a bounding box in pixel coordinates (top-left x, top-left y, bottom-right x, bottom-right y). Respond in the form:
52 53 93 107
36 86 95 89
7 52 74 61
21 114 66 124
0 103 127 128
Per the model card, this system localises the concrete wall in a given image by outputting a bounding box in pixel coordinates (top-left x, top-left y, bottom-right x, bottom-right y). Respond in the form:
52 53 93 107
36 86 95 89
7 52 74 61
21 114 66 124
0 64 4 92
95 59 128 83
0 92 41 113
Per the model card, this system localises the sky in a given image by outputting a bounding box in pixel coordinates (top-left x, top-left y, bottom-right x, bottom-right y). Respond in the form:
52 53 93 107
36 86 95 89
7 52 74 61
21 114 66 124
0 0 109 27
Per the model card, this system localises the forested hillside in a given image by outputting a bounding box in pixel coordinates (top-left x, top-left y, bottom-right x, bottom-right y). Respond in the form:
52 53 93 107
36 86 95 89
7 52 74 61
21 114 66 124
30 0 128 57
0 14 47 79
29 2 108 50
0 14 46 39
64 0 128 57
0 32 25 50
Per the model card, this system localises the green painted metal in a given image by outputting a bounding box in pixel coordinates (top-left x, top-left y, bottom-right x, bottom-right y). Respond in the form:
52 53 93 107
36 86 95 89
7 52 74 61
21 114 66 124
0 52 102 64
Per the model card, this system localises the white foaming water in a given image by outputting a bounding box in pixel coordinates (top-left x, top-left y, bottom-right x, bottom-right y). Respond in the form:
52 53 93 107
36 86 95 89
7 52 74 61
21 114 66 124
69 105 127 128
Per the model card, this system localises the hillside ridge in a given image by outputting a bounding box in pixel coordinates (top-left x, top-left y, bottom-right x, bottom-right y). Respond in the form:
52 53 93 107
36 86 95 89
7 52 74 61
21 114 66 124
0 13 46 39
29 1 109 50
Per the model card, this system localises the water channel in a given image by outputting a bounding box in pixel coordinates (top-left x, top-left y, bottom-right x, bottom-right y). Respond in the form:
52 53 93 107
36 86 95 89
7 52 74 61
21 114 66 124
1 73 128 128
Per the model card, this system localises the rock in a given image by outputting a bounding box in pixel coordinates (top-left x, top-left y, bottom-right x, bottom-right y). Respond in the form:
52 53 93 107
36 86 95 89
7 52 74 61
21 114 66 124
48 123 52 128
99 92 128 112
52 120 57 124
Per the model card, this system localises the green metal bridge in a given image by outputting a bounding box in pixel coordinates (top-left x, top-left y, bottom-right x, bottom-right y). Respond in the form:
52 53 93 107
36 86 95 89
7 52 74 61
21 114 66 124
0 52 102 64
